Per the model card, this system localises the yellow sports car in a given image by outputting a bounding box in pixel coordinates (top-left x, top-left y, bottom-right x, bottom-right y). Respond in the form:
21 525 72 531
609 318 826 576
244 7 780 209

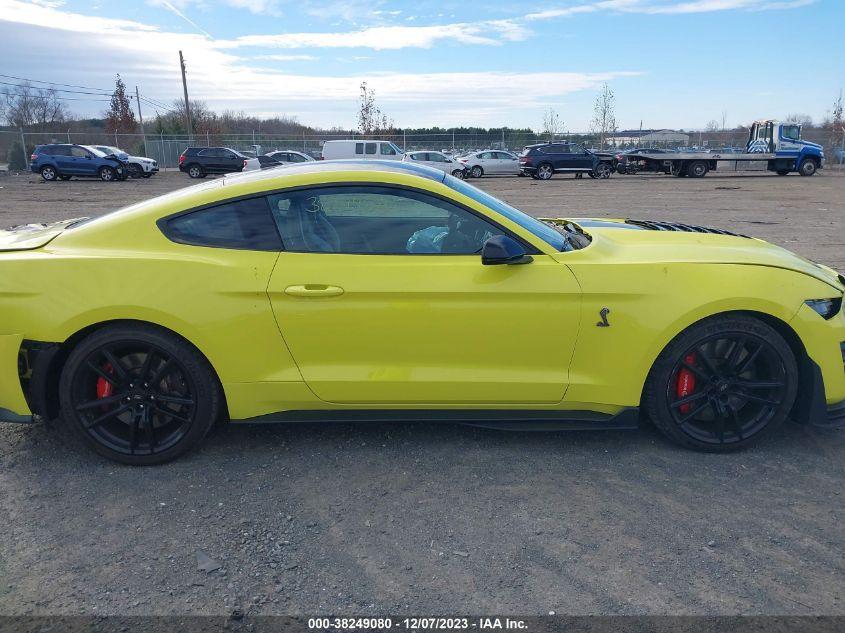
2 161 844 464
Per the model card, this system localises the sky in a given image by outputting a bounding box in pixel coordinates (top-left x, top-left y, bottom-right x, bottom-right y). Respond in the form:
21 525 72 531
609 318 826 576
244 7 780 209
0 0 842 131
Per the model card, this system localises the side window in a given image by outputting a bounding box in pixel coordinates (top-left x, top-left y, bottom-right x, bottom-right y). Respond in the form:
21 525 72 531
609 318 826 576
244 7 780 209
355 143 364 155
429 153 446 162
198 149 215 157
161 197 282 251
782 125 800 141
267 186 507 255
380 143 397 155
71 146 90 158
365 143 377 155
51 146 72 156
290 153 306 162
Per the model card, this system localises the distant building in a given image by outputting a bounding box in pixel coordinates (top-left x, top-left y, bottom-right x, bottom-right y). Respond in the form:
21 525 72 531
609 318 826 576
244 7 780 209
608 129 690 147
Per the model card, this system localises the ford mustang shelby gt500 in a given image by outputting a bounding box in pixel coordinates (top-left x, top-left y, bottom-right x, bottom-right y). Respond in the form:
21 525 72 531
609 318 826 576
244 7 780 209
2 161 844 464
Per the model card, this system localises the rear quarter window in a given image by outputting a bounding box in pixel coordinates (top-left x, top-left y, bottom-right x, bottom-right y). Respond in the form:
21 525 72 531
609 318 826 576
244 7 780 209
160 197 282 251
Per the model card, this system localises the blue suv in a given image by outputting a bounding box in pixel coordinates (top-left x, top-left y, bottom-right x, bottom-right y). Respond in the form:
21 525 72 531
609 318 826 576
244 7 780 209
30 144 128 182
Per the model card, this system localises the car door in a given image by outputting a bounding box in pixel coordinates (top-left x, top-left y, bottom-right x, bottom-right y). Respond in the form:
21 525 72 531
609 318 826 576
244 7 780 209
50 145 75 173
197 149 218 172
499 152 520 174
70 145 97 175
265 184 581 405
477 152 495 172
571 145 594 170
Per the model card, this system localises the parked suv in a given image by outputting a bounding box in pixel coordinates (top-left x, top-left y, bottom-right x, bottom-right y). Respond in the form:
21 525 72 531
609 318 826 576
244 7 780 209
519 142 612 180
30 144 128 182
92 145 159 179
179 147 247 178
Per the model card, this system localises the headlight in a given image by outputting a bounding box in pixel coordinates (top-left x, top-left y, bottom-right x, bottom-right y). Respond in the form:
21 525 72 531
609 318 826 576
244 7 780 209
805 297 843 320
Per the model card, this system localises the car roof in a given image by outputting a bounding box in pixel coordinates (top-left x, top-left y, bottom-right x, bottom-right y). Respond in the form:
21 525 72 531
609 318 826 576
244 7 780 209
223 159 447 186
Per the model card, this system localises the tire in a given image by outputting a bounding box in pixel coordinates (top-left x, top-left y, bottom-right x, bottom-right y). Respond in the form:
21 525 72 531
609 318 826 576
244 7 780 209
451 169 465 179
687 161 709 178
776 170 790 176
59 175 72 181
536 163 554 180
142 173 153 178
40 165 58 181
470 165 483 178
59 324 222 465
798 158 817 177
187 164 206 179
128 163 144 179
98 166 116 182
593 163 612 179
643 314 798 452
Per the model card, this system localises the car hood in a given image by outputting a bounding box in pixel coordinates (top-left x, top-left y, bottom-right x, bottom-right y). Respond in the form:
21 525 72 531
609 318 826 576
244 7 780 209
0 218 87 251
558 217 845 292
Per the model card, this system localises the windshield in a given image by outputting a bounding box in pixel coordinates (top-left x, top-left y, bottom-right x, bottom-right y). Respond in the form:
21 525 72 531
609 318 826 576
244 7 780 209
444 175 567 250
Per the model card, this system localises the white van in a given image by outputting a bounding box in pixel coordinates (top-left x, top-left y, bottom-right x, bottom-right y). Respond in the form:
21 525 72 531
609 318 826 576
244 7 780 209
321 140 404 161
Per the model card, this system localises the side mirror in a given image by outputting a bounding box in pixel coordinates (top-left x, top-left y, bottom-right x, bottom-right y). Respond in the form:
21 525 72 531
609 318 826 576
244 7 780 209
481 235 533 266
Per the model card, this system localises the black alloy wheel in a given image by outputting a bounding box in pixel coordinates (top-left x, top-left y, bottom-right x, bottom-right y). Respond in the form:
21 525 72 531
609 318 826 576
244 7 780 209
60 325 221 464
645 315 797 451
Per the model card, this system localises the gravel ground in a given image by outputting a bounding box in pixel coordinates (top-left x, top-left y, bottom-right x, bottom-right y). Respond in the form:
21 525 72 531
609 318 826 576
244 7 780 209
0 168 843 617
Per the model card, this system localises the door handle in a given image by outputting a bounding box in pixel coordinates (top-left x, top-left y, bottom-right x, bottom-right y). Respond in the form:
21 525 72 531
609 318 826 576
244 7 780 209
284 284 344 297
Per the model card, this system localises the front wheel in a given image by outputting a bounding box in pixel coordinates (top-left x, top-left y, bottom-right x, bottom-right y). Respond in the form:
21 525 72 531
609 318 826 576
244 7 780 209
98 166 116 182
593 163 612 179
451 169 465 179
798 158 817 176
536 163 554 180
128 163 144 178
59 324 222 465
644 314 797 452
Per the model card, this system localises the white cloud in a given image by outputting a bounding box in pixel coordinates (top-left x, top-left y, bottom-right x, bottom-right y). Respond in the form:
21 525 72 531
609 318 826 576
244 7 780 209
216 20 529 50
251 54 318 61
526 0 815 19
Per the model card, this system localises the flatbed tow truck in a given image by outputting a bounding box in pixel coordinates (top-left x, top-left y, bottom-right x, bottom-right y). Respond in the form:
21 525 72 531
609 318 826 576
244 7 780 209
621 120 824 178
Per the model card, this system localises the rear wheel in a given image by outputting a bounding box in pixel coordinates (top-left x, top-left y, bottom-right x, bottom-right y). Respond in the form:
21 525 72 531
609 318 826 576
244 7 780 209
593 163 612 179
687 161 709 178
40 165 58 181
798 158 817 176
59 324 222 465
128 163 144 178
644 314 797 452
98 166 116 182
470 165 483 178
187 164 206 179
536 163 554 180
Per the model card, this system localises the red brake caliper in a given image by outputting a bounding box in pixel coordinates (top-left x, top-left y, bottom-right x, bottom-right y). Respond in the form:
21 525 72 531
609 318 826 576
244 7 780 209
97 362 115 402
676 353 697 414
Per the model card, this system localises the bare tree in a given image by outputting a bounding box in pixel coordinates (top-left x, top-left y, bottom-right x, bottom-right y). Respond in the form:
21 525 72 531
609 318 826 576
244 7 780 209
0 82 68 128
590 83 617 150
542 108 562 140
784 113 813 126
829 90 843 150
705 120 720 132
357 82 393 135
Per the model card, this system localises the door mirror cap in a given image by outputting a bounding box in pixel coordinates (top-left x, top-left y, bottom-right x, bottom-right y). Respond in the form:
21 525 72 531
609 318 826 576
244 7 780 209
481 235 533 265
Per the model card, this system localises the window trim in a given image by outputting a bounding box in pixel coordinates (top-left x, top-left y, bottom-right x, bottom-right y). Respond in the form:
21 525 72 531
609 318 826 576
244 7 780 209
157 182 540 256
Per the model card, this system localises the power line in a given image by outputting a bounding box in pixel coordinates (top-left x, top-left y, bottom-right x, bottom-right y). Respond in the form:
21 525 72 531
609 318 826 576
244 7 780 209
140 96 179 115
0 80 116 97
0 73 112 94
0 90 113 103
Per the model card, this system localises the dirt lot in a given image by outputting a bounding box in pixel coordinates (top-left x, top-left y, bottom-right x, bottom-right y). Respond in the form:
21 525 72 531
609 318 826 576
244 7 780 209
0 169 843 617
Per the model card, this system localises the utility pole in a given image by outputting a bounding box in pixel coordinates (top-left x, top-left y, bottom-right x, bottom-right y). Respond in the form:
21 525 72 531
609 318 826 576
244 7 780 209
179 50 193 138
135 86 145 134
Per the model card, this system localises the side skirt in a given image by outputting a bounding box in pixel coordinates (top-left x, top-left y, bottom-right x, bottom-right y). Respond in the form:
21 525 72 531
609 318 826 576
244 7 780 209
232 407 641 431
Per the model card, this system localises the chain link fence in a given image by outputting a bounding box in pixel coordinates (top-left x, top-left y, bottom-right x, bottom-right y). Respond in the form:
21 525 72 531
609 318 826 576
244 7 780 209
2 128 844 171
